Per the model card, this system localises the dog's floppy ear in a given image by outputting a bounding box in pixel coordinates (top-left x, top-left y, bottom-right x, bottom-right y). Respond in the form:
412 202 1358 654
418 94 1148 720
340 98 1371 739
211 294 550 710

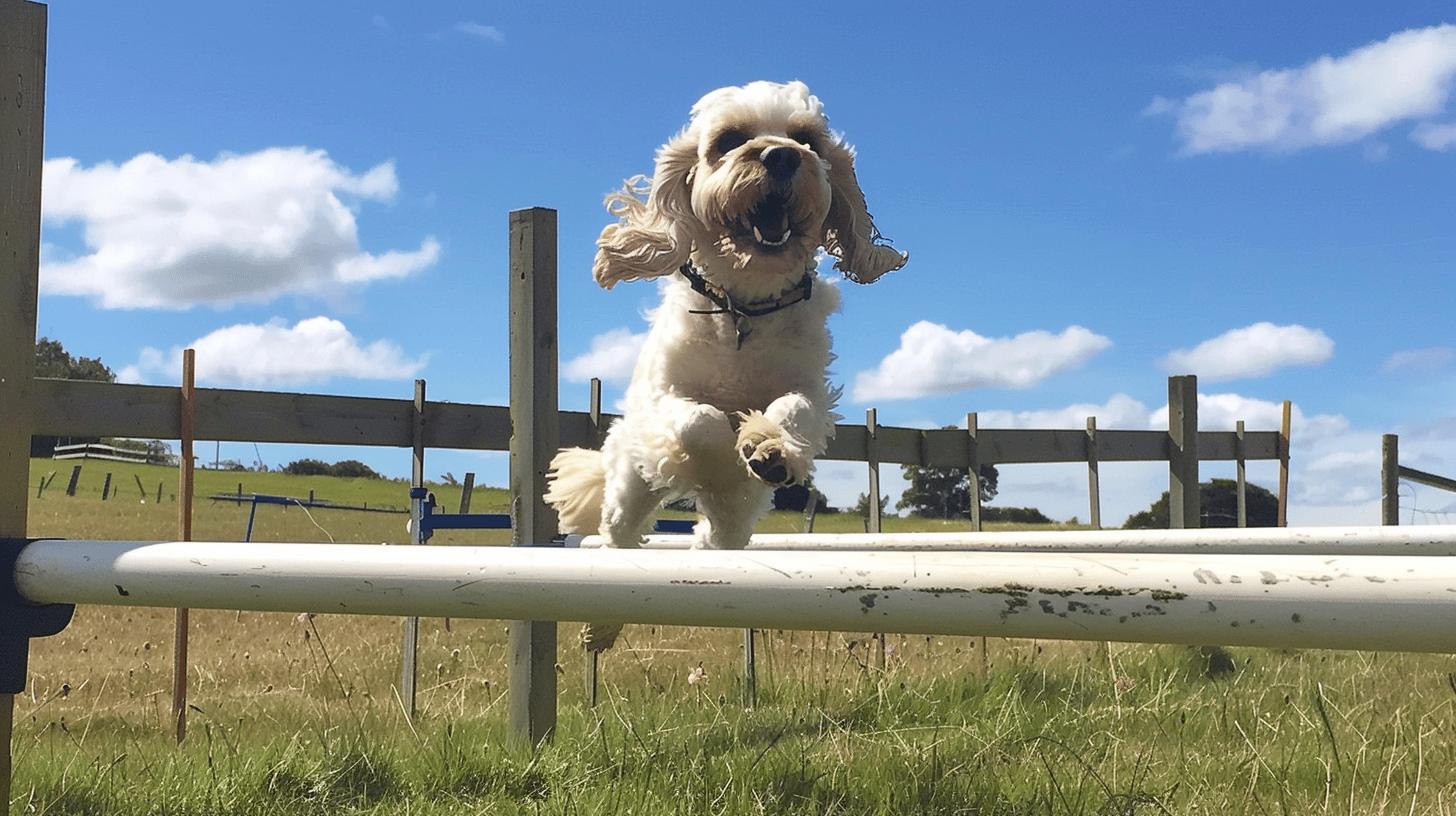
819 136 907 285
593 133 698 288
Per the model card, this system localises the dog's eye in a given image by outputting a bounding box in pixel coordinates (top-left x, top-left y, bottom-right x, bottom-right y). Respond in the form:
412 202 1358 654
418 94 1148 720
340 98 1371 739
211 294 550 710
714 129 749 155
789 130 817 148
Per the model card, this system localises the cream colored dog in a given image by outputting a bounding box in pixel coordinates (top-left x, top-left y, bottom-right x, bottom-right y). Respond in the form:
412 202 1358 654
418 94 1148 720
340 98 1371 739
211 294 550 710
545 81 905 649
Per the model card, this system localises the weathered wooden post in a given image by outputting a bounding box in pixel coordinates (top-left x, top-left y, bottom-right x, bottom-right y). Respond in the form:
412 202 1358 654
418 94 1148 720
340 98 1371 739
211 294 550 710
1167 375 1199 529
1277 400 1291 527
1085 416 1100 530
966 412 983 532
64 464 81 496
400 378 426 718
1381 434 1399 526
509 208 559 746
0 3 46 801
1235 420 1247 528
173 348 196 743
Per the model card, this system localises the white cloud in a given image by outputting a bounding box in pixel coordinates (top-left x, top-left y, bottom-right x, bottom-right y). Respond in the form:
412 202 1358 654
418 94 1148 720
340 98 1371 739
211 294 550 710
1162 322 1333 381
1152 24 1456 153
852 321 1111 402
975 394 1152 430
454 21 504 43
1383 346 1456 373
125 317 426 386
41 148 438 309
563 327 647 384
1411 121 1456 149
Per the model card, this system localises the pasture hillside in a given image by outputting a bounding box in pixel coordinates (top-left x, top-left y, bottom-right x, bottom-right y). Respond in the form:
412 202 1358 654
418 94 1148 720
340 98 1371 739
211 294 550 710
12 458 1456 814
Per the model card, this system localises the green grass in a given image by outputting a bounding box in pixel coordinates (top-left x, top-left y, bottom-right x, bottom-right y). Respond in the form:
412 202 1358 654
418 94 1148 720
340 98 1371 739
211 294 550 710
14 459 1456 814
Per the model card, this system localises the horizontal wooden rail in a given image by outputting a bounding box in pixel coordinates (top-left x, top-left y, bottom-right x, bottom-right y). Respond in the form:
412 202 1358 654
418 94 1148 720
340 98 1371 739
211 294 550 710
1399 465 1456 494
29 377 1282 466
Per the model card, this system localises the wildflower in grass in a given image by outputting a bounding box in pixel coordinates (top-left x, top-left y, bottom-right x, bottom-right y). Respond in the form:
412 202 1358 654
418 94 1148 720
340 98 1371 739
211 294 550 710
688 663 707 686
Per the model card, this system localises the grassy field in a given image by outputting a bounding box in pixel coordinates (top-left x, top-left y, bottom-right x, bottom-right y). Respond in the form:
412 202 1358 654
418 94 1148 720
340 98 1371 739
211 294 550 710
13 459 1456 814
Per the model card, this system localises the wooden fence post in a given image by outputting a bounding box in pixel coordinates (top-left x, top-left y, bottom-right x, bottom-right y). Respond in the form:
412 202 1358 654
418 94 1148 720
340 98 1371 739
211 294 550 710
1277 400 1291 527
65 464 81 497
0 2 47 802
458 472 475 514
1085 416 1100 530
101 472 112 501
400 379 426 719
173 348 196 743
1382 434 1400 526
508 207 559 747
1235 420 1247 528
966 413 982 532
134 473 147 501
1167 375 1199 529
866 408 882 534
586 379 602 708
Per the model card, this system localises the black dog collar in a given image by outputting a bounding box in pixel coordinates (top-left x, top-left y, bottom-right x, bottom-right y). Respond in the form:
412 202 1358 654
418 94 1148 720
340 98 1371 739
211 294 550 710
678 262 814 349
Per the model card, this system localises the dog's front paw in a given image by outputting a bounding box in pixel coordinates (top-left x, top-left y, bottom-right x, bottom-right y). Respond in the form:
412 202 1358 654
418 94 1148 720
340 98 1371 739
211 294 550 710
736 411 807 486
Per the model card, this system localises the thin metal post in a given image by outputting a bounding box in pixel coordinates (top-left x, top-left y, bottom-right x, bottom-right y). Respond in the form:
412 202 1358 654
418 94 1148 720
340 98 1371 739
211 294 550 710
173 348 196 743
1382 434 1400 526
1235 421 1247 528
1168 375 1200 529
1085 416 1100 529
0 3 46 801
400 379 425 718
1277 400 1291 527
509 207 560 747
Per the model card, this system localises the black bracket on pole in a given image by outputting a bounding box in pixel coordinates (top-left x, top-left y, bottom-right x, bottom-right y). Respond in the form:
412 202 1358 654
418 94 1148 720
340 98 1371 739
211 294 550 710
1 539 76 694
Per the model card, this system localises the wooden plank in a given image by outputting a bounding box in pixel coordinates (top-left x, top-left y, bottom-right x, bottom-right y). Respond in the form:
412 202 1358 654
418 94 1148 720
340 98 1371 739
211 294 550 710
1168 375 1200 529
1399 465 1456 495
1383 435 1400 526
0 2 46 803
508 208 559 748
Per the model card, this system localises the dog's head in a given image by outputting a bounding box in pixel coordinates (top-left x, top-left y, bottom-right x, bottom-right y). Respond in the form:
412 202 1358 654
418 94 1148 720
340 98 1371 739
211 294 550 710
594 81 906 291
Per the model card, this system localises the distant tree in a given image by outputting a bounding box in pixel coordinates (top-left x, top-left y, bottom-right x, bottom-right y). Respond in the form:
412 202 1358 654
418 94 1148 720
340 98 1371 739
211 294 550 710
283 458 334 476
897 436 999 518
331 459 382 479
1124 479 1278 529
214 459 248 472
32 338 116 456
981 506 1053 524
772 483 832 513
854 493 891 520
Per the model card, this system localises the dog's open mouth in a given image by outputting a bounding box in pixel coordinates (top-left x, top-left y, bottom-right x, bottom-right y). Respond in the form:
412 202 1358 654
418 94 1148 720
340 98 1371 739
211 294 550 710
741 193 793 249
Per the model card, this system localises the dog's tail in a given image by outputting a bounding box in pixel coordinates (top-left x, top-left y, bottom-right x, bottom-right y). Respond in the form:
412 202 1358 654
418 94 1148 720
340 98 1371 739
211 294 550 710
544 447 606 534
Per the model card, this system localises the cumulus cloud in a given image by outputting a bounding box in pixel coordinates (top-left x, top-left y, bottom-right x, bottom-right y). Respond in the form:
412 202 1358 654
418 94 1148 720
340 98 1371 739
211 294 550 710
1151 24 1456 153
121 317 426 386
852 321 1111 402
41 148 439 309
1162 322 1333 381
563 327 647 384
454 21 504 43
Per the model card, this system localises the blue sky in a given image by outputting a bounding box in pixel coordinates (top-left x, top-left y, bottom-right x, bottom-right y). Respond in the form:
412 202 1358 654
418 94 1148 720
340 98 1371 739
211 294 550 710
34 2 1456 526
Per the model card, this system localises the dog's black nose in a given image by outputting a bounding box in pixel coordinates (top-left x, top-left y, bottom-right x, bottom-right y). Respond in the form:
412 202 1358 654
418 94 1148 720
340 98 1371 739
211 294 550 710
760 145 800 182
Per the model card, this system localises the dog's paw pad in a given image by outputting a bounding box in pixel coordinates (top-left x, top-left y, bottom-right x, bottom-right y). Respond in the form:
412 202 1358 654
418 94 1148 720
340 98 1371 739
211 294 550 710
740 440 795 486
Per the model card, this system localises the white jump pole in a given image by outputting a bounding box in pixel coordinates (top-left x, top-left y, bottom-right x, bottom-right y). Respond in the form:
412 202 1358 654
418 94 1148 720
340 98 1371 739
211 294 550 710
13 538 1456 653
579 525 1456 555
